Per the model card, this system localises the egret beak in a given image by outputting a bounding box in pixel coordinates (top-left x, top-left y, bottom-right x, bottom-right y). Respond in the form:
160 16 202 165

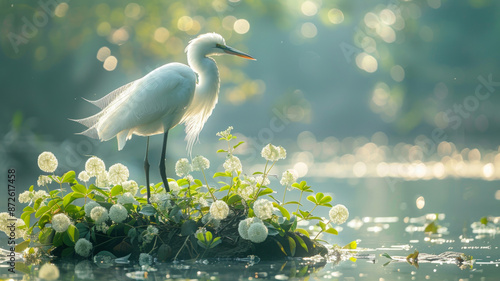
219 45 256 60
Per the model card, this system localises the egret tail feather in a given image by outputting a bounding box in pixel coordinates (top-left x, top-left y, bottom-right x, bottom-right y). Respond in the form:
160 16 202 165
84 80 137 109
76 126 99 139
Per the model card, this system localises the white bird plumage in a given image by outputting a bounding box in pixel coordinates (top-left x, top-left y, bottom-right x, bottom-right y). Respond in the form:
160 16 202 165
72 32 254 200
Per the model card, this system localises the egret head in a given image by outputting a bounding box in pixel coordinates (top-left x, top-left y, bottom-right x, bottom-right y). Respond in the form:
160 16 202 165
186 33 255 61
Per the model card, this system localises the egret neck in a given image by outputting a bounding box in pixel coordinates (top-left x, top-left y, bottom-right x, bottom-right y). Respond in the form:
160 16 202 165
182 51 220 154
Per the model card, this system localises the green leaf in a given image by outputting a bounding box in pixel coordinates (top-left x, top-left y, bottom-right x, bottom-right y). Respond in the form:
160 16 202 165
293 233 308 253
61 247 74 257
257 188 274 197
35 205 50 218
343 240 358 249
110 185 123 197
287 236 296 256
213 172 232 178
88 185 109 197
480 216 488 226
318 221 326 231
53 232 64 247
139 205 156 216
424 221 439 233
181 220 197 236
275 240 287 256
39 214 51 228
233 141 245 149
283 201 302 206
319 195 332 205
325 227 338 235
76 223 89 239
227 194 242 205
197 240 208 249
216 149 227 153
67 224 79 243
210 237 221 248
315 192 324 202
295 228 310 238
61 171 76 184
63 192 75 207
273 203 290 220
15 240 30 253
29 185 34 192
252 171 263 175
306 195 317 204
205 231 213 242
38 228 54 244
128 228 137 244
71 184 87 194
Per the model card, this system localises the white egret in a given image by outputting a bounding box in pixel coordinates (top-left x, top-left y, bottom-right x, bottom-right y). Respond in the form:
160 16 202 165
72 33 255 203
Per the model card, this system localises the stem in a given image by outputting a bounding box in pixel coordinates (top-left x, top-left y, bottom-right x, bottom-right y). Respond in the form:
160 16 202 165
296 191 304 214
253 160 269 199
313 219 332 240
173 235 191 261
201 169 216 201
306 205 318 219
282 186 288 204
226 172 233 200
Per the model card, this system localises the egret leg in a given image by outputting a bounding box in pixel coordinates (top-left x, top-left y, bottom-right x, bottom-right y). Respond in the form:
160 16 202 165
144 136 151 204
159 130 170 192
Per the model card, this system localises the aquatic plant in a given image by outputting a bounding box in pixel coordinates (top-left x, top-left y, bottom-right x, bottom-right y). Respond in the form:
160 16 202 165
8 127 351 265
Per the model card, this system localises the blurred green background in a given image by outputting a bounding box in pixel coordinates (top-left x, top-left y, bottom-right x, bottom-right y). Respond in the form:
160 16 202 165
1 0 500 209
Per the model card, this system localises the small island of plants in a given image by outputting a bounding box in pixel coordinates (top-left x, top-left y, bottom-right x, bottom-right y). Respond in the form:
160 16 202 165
4 127 353 268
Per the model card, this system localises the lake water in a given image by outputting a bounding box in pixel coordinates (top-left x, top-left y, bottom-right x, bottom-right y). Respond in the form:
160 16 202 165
1 178 498 280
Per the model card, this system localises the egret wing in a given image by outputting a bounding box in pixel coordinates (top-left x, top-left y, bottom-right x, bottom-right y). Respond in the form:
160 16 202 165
97 65 196 142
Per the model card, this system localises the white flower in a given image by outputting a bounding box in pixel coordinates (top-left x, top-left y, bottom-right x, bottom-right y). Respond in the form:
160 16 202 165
139 253 152 266
192 155 210 171
95 171 109 188
280 169 298 186
85 156 106 176
75 238 93 257
238 217 263 240
122 180 139 196
78 171 90 182
329 204 349 225
147 225 159 235
247 222 268 243
216 126 233 139
175 158 191 177
209 200 229 220
90 206 108 223
19 191 32 204
195 197 209 207
255 175 270 186
108 163 129 185
238 182 256 200
37 175 53 186
96 222 109 233
261 144 286 161
38 263 60 280
52 213 71 233
253 199 274 220
151 192 169 205
169 181 180 193
109 204 128 223
38 152 58 173
33 190 49 202
223 155 242 173
117 192 137 205
84 201 100 217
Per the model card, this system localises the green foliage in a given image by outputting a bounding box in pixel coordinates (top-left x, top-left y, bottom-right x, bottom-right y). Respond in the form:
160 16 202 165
15 127 350 263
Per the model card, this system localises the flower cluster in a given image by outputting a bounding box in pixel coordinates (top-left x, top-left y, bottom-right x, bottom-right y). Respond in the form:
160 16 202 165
329 204 349 225
37 175 52 186
108 163 129 185
238 217 268 243
90 206 108 224
216 126 233 139
280 169 298 187
52 213 71 233
109 204 128 223
142 225 158 246
122 180 139 196
223 155 242 173
175 158 192 177
0 212 25 239
192 155 210 171
261 144 286 161
75 238 93 257
253 199 274 220
18 190 49 205
209 200 229 220
38 152 58 173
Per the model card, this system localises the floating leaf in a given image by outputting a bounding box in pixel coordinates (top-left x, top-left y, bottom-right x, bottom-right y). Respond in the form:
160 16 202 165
381 253 393 260
480 217 488 226
15 240 30 253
